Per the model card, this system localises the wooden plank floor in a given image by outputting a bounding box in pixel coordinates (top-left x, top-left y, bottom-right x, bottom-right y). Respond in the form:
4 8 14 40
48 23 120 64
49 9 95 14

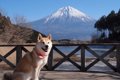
0 70 120 80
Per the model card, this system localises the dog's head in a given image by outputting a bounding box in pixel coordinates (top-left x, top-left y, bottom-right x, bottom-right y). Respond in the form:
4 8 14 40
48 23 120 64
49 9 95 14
35 34 52 58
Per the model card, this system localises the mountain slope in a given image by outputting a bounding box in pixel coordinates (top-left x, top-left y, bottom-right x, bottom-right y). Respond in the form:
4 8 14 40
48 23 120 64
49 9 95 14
31 6 96 40
0 15 40 43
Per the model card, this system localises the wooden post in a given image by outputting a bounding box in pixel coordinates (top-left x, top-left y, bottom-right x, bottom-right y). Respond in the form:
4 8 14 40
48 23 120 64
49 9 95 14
116 45 120 72
81 44 86 72
16 45 22 65
47 48 53 70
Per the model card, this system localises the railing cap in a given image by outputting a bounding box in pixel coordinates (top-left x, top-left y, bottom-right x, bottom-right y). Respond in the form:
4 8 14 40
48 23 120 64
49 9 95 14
0 43 120 46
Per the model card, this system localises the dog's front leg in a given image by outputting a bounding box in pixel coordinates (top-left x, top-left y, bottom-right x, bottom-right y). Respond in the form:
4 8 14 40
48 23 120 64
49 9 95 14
32 68 39 80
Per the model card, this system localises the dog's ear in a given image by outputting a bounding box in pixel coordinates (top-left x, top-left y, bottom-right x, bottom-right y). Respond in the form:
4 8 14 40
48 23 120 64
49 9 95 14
47 34 52 40
37 34 42 41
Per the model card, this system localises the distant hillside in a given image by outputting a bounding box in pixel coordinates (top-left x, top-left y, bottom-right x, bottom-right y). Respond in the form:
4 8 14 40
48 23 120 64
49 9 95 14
0 14 41 43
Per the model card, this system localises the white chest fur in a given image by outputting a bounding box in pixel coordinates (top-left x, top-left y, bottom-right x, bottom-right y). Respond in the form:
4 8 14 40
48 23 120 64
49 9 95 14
32 56 49 80
37 56 48 68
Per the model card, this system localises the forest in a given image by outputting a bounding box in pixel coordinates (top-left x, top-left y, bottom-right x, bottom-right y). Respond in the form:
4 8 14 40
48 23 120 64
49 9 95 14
94 9 120 43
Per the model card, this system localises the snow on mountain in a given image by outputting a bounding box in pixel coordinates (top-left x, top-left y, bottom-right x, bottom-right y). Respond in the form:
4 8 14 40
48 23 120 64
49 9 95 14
30 6 96 40
44 6 92 23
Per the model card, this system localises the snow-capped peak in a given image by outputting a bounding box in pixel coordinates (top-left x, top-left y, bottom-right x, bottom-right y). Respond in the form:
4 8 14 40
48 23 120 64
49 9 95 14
45 6 92 23
52 6 88 18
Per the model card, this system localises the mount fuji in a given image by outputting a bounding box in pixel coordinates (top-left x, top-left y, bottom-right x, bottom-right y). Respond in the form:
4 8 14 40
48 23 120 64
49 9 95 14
30 6 96 40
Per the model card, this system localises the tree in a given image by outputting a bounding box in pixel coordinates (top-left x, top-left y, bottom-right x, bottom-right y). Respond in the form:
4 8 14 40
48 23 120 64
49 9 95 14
0 8 7 16
9 15 33 43
13 15 27 25
106 10 116 32
95 15 107 39
94 9 120 42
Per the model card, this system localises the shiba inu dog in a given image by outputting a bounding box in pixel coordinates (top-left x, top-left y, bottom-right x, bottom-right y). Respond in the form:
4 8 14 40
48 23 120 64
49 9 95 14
3 34 52 80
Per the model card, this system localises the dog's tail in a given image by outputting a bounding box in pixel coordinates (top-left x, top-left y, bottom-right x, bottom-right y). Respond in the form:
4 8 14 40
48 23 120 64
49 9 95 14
3 72 13 80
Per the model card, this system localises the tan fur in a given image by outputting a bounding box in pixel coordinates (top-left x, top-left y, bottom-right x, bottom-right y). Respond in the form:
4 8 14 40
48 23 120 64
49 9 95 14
3 34 52 80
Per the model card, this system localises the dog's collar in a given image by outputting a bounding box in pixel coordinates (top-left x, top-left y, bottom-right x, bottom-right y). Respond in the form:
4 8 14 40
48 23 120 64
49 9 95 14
36 52 45 59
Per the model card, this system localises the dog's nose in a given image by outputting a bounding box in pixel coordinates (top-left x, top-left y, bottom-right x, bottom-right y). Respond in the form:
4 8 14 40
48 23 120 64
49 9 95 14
45 45 48 49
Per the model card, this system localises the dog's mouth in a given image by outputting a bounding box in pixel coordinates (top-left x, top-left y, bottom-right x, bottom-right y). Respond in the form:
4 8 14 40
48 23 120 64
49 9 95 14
42 47 48 52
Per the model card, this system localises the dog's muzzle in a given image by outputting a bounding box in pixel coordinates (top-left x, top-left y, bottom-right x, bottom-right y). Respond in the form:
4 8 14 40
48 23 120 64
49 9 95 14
42 45 48 52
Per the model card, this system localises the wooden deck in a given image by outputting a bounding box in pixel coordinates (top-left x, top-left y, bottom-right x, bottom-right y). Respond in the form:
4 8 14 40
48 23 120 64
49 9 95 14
0 70 120 80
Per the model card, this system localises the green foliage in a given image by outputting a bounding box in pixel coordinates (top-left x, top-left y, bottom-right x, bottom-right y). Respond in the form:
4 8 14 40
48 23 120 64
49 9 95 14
95 9 120 42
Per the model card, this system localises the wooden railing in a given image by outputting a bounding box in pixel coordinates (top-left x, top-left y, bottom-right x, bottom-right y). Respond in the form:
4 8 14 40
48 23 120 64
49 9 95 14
0 43 120 72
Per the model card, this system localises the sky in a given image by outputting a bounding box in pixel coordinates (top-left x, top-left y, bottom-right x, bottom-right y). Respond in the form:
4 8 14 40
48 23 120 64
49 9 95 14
0 0 120 22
